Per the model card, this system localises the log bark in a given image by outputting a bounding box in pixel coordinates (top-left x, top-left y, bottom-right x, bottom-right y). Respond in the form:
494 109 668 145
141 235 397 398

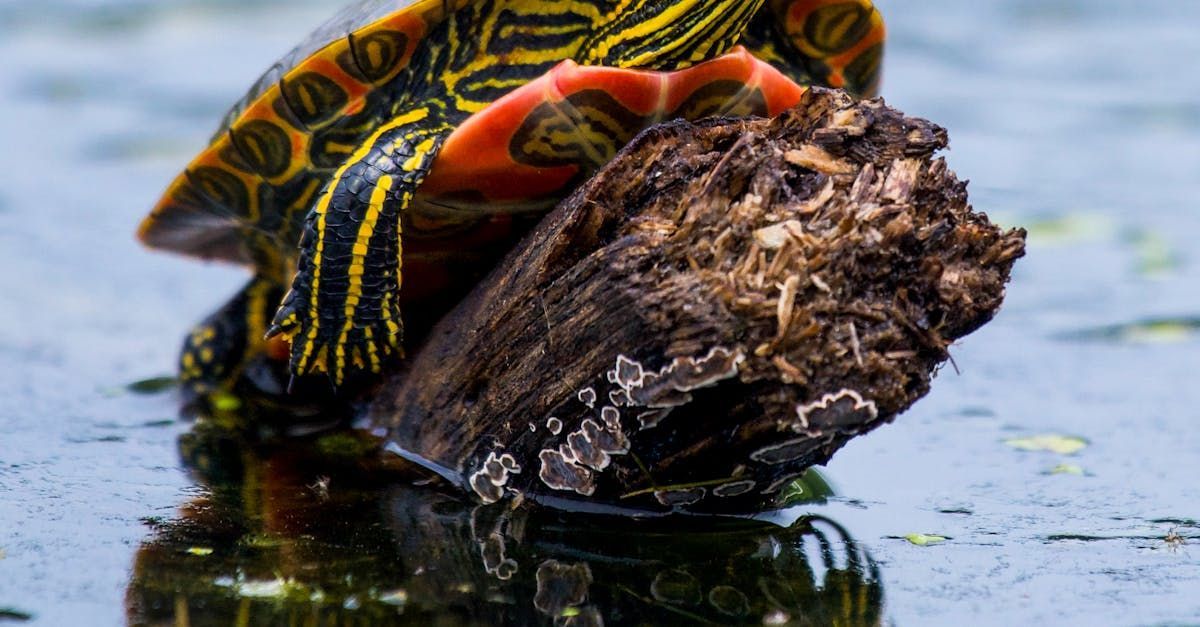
367 88 1026 513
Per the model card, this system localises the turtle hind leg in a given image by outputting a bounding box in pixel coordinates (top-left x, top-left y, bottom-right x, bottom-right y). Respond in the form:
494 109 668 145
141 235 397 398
742 0 885 97
267 113 453 386
179 274 286 406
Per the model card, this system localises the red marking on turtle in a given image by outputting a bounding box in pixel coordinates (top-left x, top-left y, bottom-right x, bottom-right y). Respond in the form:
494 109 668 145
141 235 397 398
422 47 807 204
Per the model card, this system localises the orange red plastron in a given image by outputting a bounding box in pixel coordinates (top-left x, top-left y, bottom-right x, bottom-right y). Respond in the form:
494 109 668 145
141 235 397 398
422 47 807 205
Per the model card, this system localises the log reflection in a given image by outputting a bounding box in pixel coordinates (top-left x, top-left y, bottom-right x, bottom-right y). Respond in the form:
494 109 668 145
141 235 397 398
127 420 884 626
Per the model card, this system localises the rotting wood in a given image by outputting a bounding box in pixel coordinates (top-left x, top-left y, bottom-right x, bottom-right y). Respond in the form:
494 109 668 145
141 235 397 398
367 88 1026 513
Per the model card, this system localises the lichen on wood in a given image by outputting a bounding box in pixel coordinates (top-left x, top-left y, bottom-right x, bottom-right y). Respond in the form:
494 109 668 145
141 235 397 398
368 88 1026 513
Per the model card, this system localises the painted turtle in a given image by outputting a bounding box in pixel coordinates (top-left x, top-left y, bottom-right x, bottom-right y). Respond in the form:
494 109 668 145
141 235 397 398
139 0 885 395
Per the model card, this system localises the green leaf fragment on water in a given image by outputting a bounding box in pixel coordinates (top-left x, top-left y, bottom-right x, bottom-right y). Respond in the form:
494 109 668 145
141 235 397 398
1125 229 1180 276
210 393 242 412
126 376 178 394
1118 320 1198 345
186 546 213 556
1024 213 1115 245
905 534 948 546
1065 318 1200 345
1005 434 1088 455
1047 463 1086 476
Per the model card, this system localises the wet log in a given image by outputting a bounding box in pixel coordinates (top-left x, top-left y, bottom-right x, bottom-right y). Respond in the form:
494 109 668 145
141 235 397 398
368 88 1026 513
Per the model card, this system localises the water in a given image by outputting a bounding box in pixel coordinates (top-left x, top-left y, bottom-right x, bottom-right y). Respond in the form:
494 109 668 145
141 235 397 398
1 0 1198 624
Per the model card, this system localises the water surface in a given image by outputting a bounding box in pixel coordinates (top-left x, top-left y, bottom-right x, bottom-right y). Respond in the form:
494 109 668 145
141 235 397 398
0 0 1198 624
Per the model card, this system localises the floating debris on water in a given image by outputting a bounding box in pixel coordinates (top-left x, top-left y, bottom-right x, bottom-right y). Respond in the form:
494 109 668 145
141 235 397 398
64 434 126 444
1005 434 1089 455
1022 213 1116 246
0 608 33 622
904 534 949 546
101 376 176 399
1061 317 1200 345
1045 463 1087 476
1124 229 1181 277
1165 528 1186 552
185 546 213 556
1150 517 1198 527
959 406 996 418
126 375 178 395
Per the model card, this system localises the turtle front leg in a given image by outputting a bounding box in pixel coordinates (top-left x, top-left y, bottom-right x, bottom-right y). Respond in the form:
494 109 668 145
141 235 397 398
267 113 452 386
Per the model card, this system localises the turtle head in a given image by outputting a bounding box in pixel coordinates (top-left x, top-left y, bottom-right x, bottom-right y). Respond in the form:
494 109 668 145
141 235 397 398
580 0 769 70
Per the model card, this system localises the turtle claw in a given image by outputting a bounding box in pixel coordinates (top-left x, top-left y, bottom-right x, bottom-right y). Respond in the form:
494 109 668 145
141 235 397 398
265 289 324 381
264 292 299 342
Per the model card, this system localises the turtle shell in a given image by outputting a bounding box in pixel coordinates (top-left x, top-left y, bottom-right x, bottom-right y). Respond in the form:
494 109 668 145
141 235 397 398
140 0 878 271
139 0 476 265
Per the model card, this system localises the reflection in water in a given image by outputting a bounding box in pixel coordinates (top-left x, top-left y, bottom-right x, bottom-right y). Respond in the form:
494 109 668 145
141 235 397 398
127 419 883 625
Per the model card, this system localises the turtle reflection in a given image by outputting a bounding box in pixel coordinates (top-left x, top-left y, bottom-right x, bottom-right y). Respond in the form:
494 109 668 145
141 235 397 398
128 419 884 625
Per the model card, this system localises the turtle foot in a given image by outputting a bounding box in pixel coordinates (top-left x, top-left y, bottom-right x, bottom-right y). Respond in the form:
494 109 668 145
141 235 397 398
180 274 285 402
267 287 403 387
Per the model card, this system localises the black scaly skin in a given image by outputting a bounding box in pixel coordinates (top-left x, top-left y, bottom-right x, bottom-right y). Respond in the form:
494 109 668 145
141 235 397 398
267 118 456 385
267 0 770 386
178 273 284 403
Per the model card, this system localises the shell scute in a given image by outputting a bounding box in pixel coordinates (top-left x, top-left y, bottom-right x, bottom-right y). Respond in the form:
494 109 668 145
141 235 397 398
341 11 428 85
140 0 448 262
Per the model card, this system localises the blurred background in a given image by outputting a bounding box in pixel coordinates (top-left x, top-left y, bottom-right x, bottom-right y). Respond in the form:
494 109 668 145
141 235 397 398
0 0 1197 624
